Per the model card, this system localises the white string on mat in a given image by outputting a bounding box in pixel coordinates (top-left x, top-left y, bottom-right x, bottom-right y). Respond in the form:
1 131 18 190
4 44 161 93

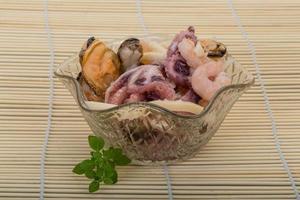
39 0 55 199
164 164 174 200
135 1 173 200
135 0 149 35
227 0 300 199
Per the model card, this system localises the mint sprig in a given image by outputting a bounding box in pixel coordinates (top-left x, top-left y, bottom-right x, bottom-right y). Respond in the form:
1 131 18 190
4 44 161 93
72 135 131 193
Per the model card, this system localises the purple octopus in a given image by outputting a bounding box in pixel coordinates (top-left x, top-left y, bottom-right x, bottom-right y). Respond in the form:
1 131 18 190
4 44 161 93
164 26 201 103
105 65 176 105
105 26 202 105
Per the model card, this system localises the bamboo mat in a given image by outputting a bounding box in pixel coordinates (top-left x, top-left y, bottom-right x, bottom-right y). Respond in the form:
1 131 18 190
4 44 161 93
0 0 300 199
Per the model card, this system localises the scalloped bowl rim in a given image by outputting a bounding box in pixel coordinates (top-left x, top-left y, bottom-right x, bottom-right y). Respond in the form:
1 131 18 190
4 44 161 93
55 55 255 119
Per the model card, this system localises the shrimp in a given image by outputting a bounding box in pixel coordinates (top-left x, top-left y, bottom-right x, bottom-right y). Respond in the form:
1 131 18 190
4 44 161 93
178 38 209 68
191 61 231 101
205 57 226 77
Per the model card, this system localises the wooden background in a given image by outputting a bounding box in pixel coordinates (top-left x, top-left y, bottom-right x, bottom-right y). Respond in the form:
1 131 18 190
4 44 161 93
0 0 300 199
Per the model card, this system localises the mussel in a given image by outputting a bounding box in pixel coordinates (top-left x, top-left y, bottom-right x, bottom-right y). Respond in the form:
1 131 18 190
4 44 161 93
79 37 120 100
200 39 227 58
117 38 143 73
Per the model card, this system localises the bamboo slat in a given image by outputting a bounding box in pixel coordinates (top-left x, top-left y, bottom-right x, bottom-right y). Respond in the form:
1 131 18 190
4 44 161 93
0 0 300 199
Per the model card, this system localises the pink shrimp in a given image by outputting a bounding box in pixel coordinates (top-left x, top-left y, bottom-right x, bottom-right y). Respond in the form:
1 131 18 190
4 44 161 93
205 58 226 77
178 38 209 68
191 61 231 101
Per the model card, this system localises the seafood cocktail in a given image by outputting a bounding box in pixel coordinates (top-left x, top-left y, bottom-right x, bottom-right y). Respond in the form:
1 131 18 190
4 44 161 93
55 26 254 164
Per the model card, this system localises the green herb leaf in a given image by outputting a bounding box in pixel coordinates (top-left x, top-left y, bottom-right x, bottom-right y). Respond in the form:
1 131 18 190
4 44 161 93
103 148 130 165
114 154 131 165
112 148 122 155
92 151 101 159
80 159 95 171
102 147 114 159
96 166 104 178
88 135 104 151
72 163 85 175
103 161 115 177
101 161 116 185
92 151 103 165
103 169 118 184
89 180 100 193
85 170 96 179
72 135 131 192
111 149 131 165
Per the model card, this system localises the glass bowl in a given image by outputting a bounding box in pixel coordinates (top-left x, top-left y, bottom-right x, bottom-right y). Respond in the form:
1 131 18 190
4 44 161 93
54 36 255 165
